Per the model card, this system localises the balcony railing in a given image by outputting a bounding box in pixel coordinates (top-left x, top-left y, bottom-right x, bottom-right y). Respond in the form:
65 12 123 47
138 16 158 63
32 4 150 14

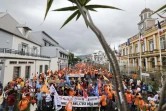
0 48 50 59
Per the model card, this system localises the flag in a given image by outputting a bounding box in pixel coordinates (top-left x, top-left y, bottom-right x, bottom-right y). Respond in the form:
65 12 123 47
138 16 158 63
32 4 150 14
139 33 144 43
158 20 163 35
93 84 99 97
53 85 62 111
40 84 50 94
103 75 109 81
65 74 71 87
77 83 81 90
126 39 130 46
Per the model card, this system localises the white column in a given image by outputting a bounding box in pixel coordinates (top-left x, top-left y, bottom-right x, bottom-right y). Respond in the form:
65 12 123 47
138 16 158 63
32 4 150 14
133 59 135 67
125 47 127 55
132 43 134 53
145 58 148 70
153 35 156 49
144 38 147 51
154 57 157 66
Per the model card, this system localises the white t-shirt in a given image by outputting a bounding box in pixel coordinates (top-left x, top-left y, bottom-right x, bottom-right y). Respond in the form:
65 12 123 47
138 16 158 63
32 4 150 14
137 80 141 86
45 94 52 102
30 103 37 111
148 97 156 102
137 87 141 92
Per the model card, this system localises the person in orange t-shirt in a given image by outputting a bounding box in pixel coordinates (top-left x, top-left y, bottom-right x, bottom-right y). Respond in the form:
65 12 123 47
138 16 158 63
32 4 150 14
138 95 149 111
125 90 133 108
69 88 76 97
65 100 72 111
100 91 107 111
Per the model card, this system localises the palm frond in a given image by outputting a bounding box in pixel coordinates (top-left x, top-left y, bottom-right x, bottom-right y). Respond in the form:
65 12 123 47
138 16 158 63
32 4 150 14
84 0 91 5
88 8 97 12
44 0 54 20
52 6 78 11
76 12 81 21
152 4 166 14
60 10 79 29
85 5 122 10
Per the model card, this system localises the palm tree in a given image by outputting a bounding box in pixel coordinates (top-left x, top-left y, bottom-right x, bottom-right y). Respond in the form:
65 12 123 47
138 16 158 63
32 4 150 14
153 4 166 19
153 4 166 111
44 0 128 111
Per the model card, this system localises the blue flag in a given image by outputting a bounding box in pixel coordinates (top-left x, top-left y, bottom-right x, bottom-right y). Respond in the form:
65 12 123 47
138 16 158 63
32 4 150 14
93 84 99 97
126 39 130 46
65 74 71 87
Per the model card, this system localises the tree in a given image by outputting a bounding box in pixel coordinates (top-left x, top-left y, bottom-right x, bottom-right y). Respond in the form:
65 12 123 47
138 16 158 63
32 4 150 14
153 4 166 19
68 52 74 66
44 0 128 111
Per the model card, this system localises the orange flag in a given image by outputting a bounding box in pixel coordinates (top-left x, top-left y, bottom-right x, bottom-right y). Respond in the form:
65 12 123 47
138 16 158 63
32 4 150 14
40 84 50 94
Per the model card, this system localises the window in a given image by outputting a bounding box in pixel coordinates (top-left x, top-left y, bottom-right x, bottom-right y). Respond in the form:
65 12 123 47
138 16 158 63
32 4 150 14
144 13 147 19
141 43 145 52
141 15 143 20
151 58 155 68
130 46 132 54
126 48 128 55
22 44 28 52
123 49 125 56
33 47 37 55
160 37 165 49
13 67 20 78
149 39 154 51
39 65 43 73
135 44 138 53
25 66 30 78
148 13 151 18
162 57 166 66
45 65 48 73
44 42 47 46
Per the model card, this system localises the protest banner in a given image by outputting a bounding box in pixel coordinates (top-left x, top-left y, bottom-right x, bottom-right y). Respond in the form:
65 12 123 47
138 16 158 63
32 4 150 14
59 96 100 107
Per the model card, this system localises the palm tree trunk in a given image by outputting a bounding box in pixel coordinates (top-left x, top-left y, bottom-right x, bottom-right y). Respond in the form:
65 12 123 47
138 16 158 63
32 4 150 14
158 79 166 111
74 0 129 111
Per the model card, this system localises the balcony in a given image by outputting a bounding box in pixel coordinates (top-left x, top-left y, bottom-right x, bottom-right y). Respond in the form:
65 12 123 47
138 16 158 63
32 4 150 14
0 48 50 59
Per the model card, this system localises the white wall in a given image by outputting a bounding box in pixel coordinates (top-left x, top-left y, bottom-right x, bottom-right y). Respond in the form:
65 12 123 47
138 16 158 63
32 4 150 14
50 58 58 71
12 35 41 54
3 59 50 86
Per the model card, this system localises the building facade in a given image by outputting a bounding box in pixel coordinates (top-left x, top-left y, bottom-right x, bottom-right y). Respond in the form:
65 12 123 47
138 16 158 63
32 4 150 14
31 31 69 71
0 12 68 86
119 8 166 72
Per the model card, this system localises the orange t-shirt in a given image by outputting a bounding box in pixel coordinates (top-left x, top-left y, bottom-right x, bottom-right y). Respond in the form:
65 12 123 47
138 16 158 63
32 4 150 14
69 90 76 96
108 92 112 100
65 101 72 111
134 96 139 105
100 95 107 106
125 93 133 104
133 74 137 79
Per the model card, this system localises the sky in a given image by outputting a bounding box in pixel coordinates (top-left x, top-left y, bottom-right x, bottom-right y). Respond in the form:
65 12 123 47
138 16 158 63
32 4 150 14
0 0 165 55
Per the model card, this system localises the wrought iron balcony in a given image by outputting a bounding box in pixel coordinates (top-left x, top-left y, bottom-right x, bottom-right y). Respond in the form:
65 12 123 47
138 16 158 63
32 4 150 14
0 48 50 58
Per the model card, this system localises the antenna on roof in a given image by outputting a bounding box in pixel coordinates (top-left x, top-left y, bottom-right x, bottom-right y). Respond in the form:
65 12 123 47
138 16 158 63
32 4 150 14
145 0 147 8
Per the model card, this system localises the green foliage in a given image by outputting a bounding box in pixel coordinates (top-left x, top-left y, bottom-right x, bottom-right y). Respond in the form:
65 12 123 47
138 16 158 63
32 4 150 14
44 0 122 28
153 4 166 14
60 10 79 28
44 0 54 20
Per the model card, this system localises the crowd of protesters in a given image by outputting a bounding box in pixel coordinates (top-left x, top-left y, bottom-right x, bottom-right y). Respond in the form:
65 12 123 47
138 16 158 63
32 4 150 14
0 63 165 111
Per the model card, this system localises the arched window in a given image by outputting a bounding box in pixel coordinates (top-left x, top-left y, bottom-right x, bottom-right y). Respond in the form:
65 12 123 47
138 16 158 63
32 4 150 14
162 57 166 66
151 58 155 68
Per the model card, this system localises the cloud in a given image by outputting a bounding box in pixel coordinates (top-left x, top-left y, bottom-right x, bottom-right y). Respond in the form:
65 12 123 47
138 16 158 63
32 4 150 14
0 0 165 55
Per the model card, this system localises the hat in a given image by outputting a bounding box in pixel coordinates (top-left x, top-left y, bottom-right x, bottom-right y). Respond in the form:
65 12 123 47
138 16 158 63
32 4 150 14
31 99 36 103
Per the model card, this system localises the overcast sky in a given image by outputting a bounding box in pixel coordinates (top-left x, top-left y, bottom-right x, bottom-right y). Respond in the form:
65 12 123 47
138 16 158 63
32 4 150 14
0 0 165 55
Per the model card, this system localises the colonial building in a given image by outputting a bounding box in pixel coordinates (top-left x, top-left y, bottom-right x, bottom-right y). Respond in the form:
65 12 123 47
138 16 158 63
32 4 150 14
0 12 68 86
119 8 166 72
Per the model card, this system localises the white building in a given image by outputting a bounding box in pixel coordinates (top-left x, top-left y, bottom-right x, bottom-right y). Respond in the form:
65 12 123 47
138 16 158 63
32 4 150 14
91 50 119 64
91 50 108 64
0 12 68 86
31 31 69 71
